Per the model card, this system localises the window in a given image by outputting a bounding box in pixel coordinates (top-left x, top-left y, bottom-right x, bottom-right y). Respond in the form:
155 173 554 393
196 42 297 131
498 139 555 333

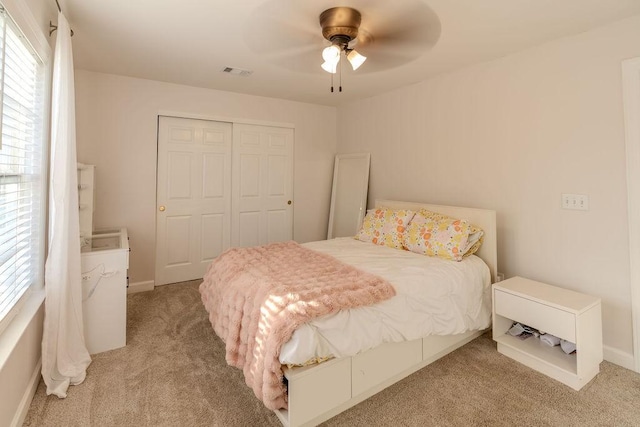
0 6 45 334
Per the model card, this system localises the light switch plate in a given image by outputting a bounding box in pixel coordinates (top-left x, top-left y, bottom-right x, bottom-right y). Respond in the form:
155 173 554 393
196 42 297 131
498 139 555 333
562 193 589 211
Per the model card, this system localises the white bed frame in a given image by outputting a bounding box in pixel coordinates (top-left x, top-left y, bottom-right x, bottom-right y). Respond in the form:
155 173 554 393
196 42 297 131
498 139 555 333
275 200 497 427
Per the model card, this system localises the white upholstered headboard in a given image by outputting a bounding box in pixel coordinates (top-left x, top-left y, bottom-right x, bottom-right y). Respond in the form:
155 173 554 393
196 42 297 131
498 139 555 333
375 199 498 283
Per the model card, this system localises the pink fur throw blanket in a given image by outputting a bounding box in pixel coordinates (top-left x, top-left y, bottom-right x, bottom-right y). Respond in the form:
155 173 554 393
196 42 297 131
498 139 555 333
199 241 396 410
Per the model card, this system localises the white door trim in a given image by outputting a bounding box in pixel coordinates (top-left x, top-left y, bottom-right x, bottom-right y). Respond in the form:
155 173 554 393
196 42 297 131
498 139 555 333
158 111 295 129
623 56 640 373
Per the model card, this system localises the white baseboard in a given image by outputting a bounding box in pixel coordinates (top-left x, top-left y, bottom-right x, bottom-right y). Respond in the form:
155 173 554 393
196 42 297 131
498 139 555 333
11 358 41 427
127 280 154 294
603 345 636 371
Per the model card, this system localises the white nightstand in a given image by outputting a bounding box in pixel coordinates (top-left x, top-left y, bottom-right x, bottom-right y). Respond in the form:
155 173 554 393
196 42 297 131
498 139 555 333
492 276 602 390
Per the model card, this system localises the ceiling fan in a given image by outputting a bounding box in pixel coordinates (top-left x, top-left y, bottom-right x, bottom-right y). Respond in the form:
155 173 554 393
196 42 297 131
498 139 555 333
243 0 441 77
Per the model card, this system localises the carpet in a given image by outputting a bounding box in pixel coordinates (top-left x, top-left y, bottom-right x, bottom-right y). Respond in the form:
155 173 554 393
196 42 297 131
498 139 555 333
24 281 640 426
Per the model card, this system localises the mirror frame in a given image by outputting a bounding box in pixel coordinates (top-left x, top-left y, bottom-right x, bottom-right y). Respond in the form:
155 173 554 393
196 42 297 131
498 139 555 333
327 153 371 239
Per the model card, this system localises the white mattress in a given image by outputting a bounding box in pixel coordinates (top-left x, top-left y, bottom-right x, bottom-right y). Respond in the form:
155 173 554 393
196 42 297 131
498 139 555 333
278 238 492 365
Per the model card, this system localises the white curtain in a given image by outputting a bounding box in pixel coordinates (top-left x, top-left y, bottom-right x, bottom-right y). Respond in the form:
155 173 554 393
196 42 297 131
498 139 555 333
41 12 91 398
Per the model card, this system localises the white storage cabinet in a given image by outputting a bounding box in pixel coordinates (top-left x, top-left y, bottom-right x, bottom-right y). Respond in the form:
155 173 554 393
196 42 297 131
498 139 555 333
492 276 602 390
81 228 130 354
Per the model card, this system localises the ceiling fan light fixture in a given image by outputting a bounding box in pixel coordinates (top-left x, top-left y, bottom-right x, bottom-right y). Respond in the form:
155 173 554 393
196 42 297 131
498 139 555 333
319 7 367 89
321 44 341 73
321 60 338 74
322 45 341 63
346 49 366 71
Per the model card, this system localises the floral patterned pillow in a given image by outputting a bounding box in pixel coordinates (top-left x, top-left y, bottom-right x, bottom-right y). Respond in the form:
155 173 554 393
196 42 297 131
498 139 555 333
403 209 473 261
355 208 416 249
463 228 485 258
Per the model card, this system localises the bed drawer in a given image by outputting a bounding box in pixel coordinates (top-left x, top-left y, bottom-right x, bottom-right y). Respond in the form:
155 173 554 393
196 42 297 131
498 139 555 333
352 339 422 397
494 289 575 342
285 357 351 426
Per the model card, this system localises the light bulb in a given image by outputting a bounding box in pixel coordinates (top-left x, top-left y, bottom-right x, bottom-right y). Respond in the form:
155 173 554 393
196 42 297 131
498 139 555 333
322 45 341 63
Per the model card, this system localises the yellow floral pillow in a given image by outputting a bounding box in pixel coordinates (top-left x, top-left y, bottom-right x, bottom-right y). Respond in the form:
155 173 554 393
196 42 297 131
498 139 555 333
355 208 415 249
463 228 485 258
403 209 474 261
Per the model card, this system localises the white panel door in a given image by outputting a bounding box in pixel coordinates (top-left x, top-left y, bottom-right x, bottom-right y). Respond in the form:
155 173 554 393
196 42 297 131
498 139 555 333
232 124 294 247
156 117 232 285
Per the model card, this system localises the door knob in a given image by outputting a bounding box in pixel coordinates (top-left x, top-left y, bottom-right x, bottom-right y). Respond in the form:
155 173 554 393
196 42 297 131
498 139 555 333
287 200 292 205
159 206 166 212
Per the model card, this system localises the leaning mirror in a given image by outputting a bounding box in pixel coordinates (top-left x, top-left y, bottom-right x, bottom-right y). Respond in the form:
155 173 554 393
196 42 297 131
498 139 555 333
327 153 370 239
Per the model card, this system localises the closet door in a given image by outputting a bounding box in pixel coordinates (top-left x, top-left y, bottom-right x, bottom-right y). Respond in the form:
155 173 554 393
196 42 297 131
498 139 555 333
156 117 232 285
232 124 294 247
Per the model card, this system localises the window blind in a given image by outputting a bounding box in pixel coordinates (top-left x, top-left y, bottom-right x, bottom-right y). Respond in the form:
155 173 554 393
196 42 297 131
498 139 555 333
0 6 44 333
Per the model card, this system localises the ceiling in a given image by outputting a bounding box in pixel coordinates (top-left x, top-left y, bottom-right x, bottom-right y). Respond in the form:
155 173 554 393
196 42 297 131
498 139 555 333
60 0 640 107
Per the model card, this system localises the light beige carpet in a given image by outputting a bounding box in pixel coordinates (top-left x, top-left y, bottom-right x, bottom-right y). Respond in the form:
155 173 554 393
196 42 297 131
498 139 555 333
25 281 640 427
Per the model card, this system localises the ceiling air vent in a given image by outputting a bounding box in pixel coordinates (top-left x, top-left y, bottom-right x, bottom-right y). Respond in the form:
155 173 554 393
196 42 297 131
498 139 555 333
221 66 253 77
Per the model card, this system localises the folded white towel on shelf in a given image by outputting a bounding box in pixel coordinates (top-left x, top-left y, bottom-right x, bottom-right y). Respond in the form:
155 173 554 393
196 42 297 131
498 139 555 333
560 339 576 354
540 334 561 346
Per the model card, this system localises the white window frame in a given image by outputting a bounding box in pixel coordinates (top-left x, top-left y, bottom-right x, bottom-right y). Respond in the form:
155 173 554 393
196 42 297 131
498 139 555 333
0 0 51 335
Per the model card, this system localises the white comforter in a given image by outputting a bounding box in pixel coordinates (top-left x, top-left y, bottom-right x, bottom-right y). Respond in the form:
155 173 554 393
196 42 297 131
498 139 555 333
278 238 492 365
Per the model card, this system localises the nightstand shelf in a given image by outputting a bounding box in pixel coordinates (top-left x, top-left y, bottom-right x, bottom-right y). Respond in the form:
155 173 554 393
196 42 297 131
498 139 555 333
494 333 577 375
493 276 602 390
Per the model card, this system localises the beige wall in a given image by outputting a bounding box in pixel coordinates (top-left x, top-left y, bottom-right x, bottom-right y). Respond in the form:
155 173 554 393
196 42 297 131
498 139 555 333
75 70 337 284
23 0 56 48
0 300 44 426
337 15 640 359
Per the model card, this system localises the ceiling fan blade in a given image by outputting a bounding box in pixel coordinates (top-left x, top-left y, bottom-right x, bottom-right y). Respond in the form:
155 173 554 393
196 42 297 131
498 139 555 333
357 4 441 57
244 11 323 56
243 0 333 74
357 51 419 73
274 46 324 74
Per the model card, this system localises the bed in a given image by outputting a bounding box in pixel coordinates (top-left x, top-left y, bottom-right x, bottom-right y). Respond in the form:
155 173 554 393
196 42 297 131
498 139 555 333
201 199 497 426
